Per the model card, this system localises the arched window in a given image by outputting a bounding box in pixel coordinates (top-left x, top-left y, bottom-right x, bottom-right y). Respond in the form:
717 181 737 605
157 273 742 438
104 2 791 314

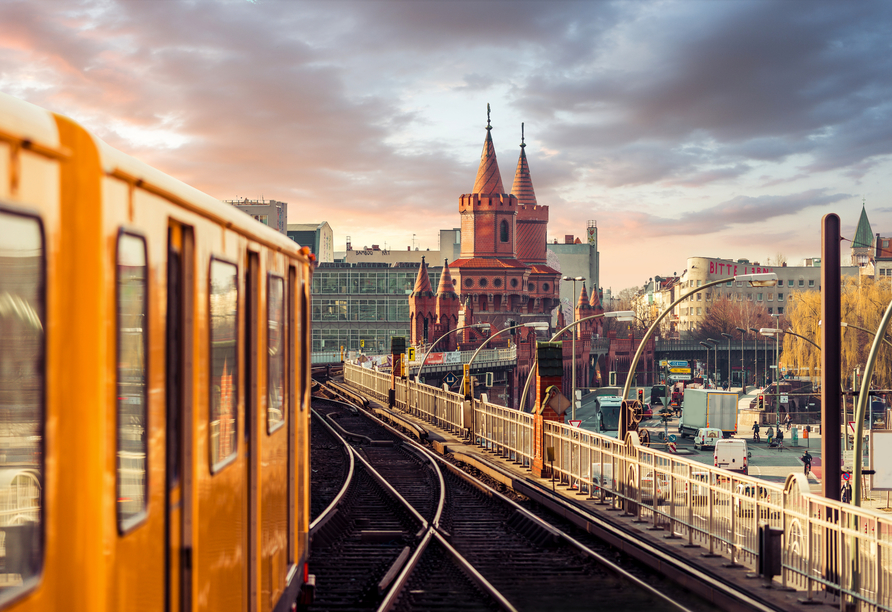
500 220 509 242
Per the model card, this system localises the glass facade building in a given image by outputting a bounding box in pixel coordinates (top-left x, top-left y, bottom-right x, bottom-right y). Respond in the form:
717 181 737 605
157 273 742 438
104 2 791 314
312 262 442 354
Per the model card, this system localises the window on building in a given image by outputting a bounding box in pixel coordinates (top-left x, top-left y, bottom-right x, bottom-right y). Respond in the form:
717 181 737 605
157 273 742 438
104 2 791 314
768 307 773 314
788 280 794 287
736 281 743 287
500 220 509 243
809 280 815 287
697 280 702 287
799 279 804 286
696 307 702 316
705 292 711 301
748 293 753 301
726 281 732 287
778 292 784 301
767 293 773 301
696 294 702 301
757 293 763 301
777 307 784 315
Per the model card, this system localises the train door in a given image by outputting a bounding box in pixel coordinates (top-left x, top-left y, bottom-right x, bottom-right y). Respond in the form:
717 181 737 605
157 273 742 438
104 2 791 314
165 223 194 612
245 251 260 612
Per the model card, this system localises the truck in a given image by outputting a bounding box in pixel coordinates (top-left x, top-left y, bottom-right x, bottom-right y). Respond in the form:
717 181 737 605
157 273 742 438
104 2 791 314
679 388 738 439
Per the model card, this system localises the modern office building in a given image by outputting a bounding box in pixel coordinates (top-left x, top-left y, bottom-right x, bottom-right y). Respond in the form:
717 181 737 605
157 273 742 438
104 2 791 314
225 198 288 235
311 261 443 354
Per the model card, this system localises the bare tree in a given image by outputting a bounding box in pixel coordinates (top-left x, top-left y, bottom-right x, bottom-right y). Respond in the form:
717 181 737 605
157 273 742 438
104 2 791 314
695 297 773 342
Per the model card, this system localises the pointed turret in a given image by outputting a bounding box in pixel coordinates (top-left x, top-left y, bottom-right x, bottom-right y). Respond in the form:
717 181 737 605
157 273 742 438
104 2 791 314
411 256 434 297
436 260 457 298
511 123 537 205
589 287 604 313
472 104 505 195
576 284 591 311
853 203 874 249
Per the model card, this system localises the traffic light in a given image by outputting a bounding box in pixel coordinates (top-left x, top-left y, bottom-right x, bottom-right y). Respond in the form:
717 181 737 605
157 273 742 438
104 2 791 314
758 395 764 410
637 388 644 404
506 319 516 335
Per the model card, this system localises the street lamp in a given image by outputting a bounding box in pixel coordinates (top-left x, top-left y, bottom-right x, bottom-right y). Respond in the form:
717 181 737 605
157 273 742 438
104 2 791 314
562 275 586 420
736 327 748 391
463 321 549 399
620 273 777 441
518 310 635 415
707 338 721 386
760 328 782 425
721 332 733 388
751 327 767 388
698 341 711 384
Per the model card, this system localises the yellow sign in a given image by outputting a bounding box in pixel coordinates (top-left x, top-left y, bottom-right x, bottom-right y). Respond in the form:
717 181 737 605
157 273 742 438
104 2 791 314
408 347 416 361
360 339 365 348
669 367 691 374
463 364 470 395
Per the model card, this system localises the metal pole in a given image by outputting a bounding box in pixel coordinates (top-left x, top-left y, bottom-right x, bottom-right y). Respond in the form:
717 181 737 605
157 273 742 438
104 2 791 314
821 213 841 501
572 280 578 420
775 334 780 426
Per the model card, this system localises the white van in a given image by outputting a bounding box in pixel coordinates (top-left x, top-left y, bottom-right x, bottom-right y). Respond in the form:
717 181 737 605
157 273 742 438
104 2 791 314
714 439 749 474
694 427 722 450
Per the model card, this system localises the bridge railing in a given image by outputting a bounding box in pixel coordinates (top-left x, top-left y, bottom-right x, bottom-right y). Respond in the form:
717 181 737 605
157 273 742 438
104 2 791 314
343 363 892 609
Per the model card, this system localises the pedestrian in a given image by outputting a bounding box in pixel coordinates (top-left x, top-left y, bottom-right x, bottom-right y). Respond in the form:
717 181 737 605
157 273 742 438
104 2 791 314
766 426 774 446
841 480 852 504
784 413 792 431
776 426 784 450
752 420 761 442
802 450 812 476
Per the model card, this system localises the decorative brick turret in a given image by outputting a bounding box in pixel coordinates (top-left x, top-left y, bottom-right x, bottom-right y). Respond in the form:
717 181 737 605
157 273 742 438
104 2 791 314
512 124 549 265
409 257 437 345
435 260 460 350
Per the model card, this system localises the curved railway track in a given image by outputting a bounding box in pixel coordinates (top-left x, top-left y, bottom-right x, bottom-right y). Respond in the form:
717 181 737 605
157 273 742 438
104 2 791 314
309 389 715 612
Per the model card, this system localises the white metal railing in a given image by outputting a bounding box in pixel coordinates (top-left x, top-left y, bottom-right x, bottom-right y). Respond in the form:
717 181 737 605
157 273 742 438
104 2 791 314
343 363 892 610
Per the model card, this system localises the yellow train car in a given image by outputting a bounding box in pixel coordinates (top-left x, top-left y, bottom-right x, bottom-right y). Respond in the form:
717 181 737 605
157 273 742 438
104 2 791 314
0 91 314 611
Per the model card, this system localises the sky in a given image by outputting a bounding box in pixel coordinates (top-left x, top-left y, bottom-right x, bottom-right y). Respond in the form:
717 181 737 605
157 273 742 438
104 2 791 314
2 0 891 293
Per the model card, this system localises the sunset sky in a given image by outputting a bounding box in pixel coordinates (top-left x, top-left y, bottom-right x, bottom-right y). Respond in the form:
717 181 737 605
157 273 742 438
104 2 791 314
3 0 891 292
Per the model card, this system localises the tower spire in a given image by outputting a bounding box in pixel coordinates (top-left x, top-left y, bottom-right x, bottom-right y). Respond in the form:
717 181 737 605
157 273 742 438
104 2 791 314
473 104 505 195
511 122 537 205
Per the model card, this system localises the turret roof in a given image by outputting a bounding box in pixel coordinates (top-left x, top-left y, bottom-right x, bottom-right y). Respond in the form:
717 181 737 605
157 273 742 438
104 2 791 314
472 106 505 195
510 124 537 205
410 257 434 297
577 284 591 310
436 260 458 298
853 203 874 249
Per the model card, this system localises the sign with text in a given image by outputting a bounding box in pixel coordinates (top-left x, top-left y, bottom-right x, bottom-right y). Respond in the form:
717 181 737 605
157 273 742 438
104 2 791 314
668 360 688 368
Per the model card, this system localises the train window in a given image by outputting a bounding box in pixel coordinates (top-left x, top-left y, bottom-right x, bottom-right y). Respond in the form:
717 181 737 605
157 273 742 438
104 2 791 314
300 276 309 410
209 259 239 471
0 209 45 599
267 275 285 433
117 233 148 531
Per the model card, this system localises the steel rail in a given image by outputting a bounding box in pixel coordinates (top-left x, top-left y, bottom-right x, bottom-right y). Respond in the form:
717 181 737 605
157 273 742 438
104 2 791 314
308 408 355 536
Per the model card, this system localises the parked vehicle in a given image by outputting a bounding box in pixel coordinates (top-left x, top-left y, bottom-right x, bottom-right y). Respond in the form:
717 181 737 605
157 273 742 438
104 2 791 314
650 384 668 407
641 470 671 505
679 388 738 438
714 439 749 475
734 484 778 519
694 427 723 450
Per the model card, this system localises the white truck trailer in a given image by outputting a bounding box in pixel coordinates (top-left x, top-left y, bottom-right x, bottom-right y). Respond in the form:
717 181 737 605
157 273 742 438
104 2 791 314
679 388 738 439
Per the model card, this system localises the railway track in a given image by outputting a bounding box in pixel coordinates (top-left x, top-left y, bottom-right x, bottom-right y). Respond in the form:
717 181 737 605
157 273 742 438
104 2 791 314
309 390 714 611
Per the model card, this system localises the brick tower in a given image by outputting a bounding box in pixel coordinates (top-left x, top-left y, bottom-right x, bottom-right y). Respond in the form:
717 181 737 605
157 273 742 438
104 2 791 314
450 110 560 327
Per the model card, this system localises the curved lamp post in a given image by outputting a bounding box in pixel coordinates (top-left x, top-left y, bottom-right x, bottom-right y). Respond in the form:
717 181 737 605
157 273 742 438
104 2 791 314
562 275 586 419
463 321 549 399
412 323 488 415
517 310 635 414
852 301 892 506
620 273 777 441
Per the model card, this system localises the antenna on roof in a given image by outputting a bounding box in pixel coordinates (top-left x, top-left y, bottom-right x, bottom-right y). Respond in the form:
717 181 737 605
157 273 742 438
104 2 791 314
486 103 491 130
521 122 525 148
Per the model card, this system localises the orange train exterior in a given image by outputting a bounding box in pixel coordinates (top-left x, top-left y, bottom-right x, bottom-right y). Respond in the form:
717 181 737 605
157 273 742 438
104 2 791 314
0 92 314 611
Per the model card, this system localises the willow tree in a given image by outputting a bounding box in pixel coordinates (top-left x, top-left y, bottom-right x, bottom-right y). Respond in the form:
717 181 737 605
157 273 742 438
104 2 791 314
783 278 892 388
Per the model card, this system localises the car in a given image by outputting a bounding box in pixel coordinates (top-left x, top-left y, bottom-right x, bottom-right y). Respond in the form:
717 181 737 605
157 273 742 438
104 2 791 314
640 470 671 505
